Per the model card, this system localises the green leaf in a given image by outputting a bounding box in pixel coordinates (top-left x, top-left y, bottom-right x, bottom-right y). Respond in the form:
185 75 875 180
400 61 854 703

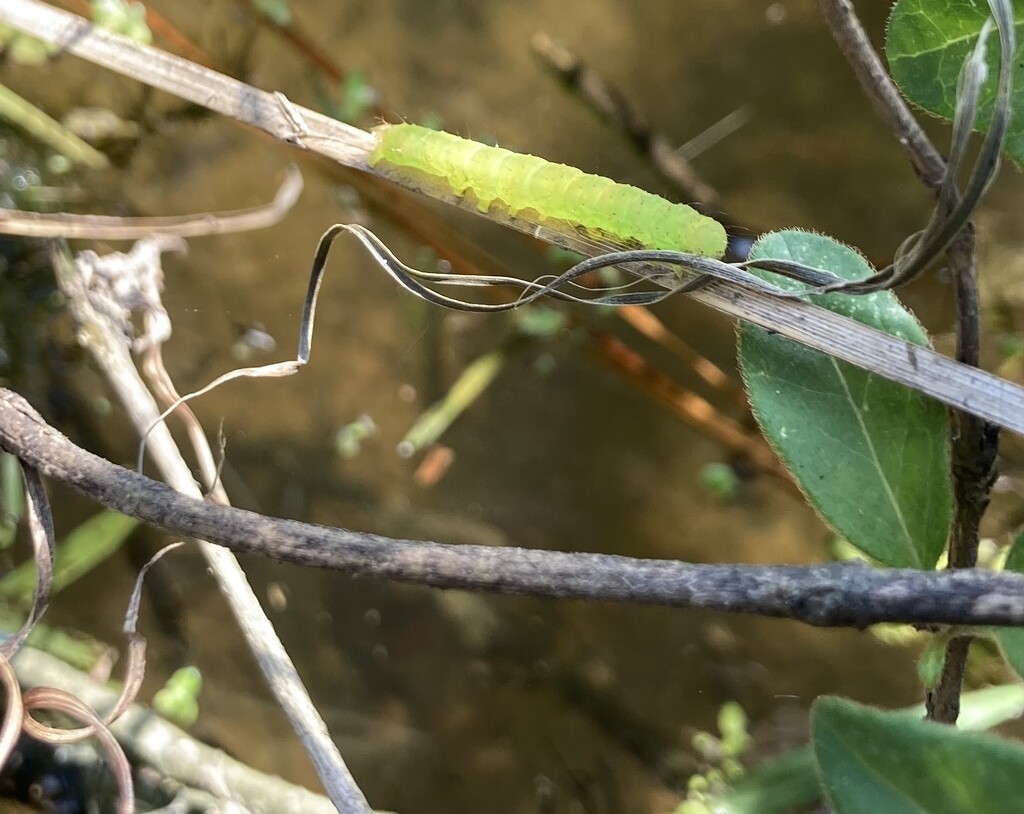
251 0 292 26
0 509 137 606
996 528 1024 677
886 0 1024 165
813 695 1024 814
738 230 950 567
709 685 1024 814
153 666 203 728
917 637 948 688
1006 527 1024 572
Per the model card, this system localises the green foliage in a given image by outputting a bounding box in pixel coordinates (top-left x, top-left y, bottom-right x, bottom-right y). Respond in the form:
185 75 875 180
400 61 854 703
252 0 292 26
738 230 951 567
0 452 22 550
677 702 753 813
338 71 378 124
91 0 152 44
700 685 1024 814
153 666 202 729
0 25 58 65
511 305 568 338
1006 528 1024 572
314 70 379 125
917 636 949 688
717 702 751 758
995 528 1024 677
0 510 138 606
813 696 1024 813
699 462 740 501
334 414 377 459
886 0 1024 165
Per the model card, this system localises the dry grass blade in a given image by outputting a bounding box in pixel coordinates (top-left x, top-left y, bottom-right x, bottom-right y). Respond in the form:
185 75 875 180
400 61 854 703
12 543 179 744
0 657 24 770
22 686 134 814
0 165 303 239
14 646 341 813
0 466 55 660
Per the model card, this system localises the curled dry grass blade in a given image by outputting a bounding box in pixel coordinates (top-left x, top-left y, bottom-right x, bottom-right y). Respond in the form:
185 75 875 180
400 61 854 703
22 686 134 814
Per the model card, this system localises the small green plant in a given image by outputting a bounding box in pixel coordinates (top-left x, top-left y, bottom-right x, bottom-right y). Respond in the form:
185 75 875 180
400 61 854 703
90 0 151 44
675 702 751 813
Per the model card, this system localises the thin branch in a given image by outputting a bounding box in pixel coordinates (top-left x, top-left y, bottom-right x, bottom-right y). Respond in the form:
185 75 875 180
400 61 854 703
926 636 973 723
816 0 945 189
2 388 1024 628
530 32 723 209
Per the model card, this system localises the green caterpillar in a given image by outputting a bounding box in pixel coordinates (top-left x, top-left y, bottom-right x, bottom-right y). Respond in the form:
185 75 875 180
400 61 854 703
369 124 727 259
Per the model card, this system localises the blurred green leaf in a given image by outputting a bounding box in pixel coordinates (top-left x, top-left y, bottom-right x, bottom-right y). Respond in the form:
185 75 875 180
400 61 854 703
91 0 152 44
0 24 58 65
0 510 137 606
693 685 1024 814
887 0 1024 165
338 70 378 124
1006 527 1024 572
0 452 23 550
813 695 1024 813
512 305 568 338
738 230 950 567
252 0 292 26
918 637 948 688
699 462 739 502
153 666 202 728
996 528 1024 678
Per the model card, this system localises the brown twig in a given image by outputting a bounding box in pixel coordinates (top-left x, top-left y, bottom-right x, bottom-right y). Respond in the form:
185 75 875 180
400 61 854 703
615 305 749 410
530 32 722 209
3 388 1024 628
817 0 1000 724
816 0 945 189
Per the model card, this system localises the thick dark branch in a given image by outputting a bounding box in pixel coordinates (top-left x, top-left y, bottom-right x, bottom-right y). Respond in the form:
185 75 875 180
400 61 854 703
818 0 1002 724
947 228 999 573
925 636 973 722
1 388 1023 629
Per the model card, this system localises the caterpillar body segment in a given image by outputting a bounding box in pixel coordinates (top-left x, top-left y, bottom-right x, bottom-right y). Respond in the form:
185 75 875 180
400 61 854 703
369 124 726 259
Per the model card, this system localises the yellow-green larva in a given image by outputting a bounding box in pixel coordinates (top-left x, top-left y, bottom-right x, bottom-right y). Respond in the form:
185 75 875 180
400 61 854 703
369 124 727 259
